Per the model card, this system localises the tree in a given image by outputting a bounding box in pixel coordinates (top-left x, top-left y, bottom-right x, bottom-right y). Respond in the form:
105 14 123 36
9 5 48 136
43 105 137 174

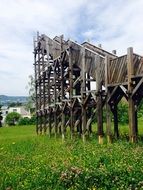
0 105 3 127
5 112 21 126
25 75 36 114
8 102 23 107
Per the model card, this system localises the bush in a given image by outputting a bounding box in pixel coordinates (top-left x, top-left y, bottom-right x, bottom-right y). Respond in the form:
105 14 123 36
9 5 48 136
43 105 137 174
118 102 129 124
18 115 36 126
18 117 31 125
5 112 21 126
29 114 36 125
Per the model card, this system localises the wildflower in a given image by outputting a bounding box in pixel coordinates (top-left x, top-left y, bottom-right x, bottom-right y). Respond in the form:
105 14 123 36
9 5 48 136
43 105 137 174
60 172 68 180
70 166 82 175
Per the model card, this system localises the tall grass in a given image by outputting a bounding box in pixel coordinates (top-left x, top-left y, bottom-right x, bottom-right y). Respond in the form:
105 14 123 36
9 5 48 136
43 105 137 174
0 124 143 189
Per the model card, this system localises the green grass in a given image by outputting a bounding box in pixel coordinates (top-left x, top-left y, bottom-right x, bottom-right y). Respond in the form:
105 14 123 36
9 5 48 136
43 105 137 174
0 124 143 190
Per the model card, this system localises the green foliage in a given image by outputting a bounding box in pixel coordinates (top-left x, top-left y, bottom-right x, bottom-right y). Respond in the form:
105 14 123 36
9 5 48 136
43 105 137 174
94 101 143 125
8 102 23 107
18 117 31 125
18 115 36 126
1 125 143 189
5 112 21 126
29 114 36 125
0 105 2 127
117 101 129 124
25 75 35 114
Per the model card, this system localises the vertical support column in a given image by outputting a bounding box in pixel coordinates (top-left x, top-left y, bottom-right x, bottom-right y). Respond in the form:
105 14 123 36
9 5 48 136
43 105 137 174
69 43 74 139
87 74 92 134
47 70 52 137
54 61 57 137
42 50 47 134
96 55 103 144
61 55 65 141
48 72 52 137
127 47 137 142
45 38 52 137
33 36 38 135
105 55 112 143
37 32 42 134
59 36 65 140
81 47 86 142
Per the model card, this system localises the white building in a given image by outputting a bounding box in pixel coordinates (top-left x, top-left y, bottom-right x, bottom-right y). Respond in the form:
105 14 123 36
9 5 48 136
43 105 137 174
8 107 31 118
1 106 9 123
1 106 31 123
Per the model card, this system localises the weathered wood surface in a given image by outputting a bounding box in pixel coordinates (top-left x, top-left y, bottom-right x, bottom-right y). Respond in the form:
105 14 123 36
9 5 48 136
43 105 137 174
34 33 143 143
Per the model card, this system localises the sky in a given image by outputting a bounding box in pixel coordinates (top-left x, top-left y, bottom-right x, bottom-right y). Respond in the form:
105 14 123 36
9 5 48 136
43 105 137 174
0 0 143 96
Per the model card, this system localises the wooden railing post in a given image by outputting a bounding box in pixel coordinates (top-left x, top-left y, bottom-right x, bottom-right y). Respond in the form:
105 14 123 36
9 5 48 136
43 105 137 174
105 55 112 143
127 47 137 142
96 55 103 144
69 43 74 139
81 47 87 142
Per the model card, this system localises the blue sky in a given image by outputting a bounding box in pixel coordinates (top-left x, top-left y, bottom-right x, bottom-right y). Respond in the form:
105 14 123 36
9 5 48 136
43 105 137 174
0 0 143 96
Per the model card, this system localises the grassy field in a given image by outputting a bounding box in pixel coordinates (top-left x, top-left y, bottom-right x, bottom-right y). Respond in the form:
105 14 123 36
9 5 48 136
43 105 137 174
0 124 143 190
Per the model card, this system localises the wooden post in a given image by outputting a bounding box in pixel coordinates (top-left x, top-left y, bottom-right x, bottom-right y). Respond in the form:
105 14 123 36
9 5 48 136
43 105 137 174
60 37 66 141
54 62 58 137
105 55 112 143
87 74 92 134
96 55 103 144
127 47 137 142
135 109 138 136
36 32 43 134
42 50 47 134
61 52 66 140
81 47 86 142
33 36 39 135
69 43 74 139
48 109 51 137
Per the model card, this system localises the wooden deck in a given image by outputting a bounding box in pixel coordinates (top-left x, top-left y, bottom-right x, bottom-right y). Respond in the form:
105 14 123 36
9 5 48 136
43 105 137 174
34 33 143 143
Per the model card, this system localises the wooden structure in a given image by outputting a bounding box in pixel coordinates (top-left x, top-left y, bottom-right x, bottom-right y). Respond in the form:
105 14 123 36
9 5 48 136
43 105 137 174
33 33 143 143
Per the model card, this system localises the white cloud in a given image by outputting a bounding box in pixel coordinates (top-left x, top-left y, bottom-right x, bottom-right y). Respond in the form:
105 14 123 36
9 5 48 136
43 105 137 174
0 0 143 95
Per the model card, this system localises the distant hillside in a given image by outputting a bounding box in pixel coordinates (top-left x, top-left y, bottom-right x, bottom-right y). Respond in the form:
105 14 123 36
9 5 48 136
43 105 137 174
0 95 28 106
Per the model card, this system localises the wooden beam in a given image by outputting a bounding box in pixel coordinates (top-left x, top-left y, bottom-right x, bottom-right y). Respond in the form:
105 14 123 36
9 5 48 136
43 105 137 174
127 47 137 142
96 55 103 144
132 78 143 99
69 43 74 139
61 52 66 141
48 109 52 137
105 55 112 143
81 47 87 142
54 65 57 137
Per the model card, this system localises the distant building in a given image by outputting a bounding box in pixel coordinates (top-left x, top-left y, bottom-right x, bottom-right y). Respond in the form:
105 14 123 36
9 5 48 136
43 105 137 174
1 106 9 123
8 107 31 118
1 106 31 123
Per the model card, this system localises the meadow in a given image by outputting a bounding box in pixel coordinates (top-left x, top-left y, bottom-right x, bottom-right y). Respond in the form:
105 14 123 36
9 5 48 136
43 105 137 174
0 124 143 190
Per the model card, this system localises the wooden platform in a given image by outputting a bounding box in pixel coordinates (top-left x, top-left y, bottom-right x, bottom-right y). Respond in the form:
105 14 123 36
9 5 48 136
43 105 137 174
33 33 143 143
